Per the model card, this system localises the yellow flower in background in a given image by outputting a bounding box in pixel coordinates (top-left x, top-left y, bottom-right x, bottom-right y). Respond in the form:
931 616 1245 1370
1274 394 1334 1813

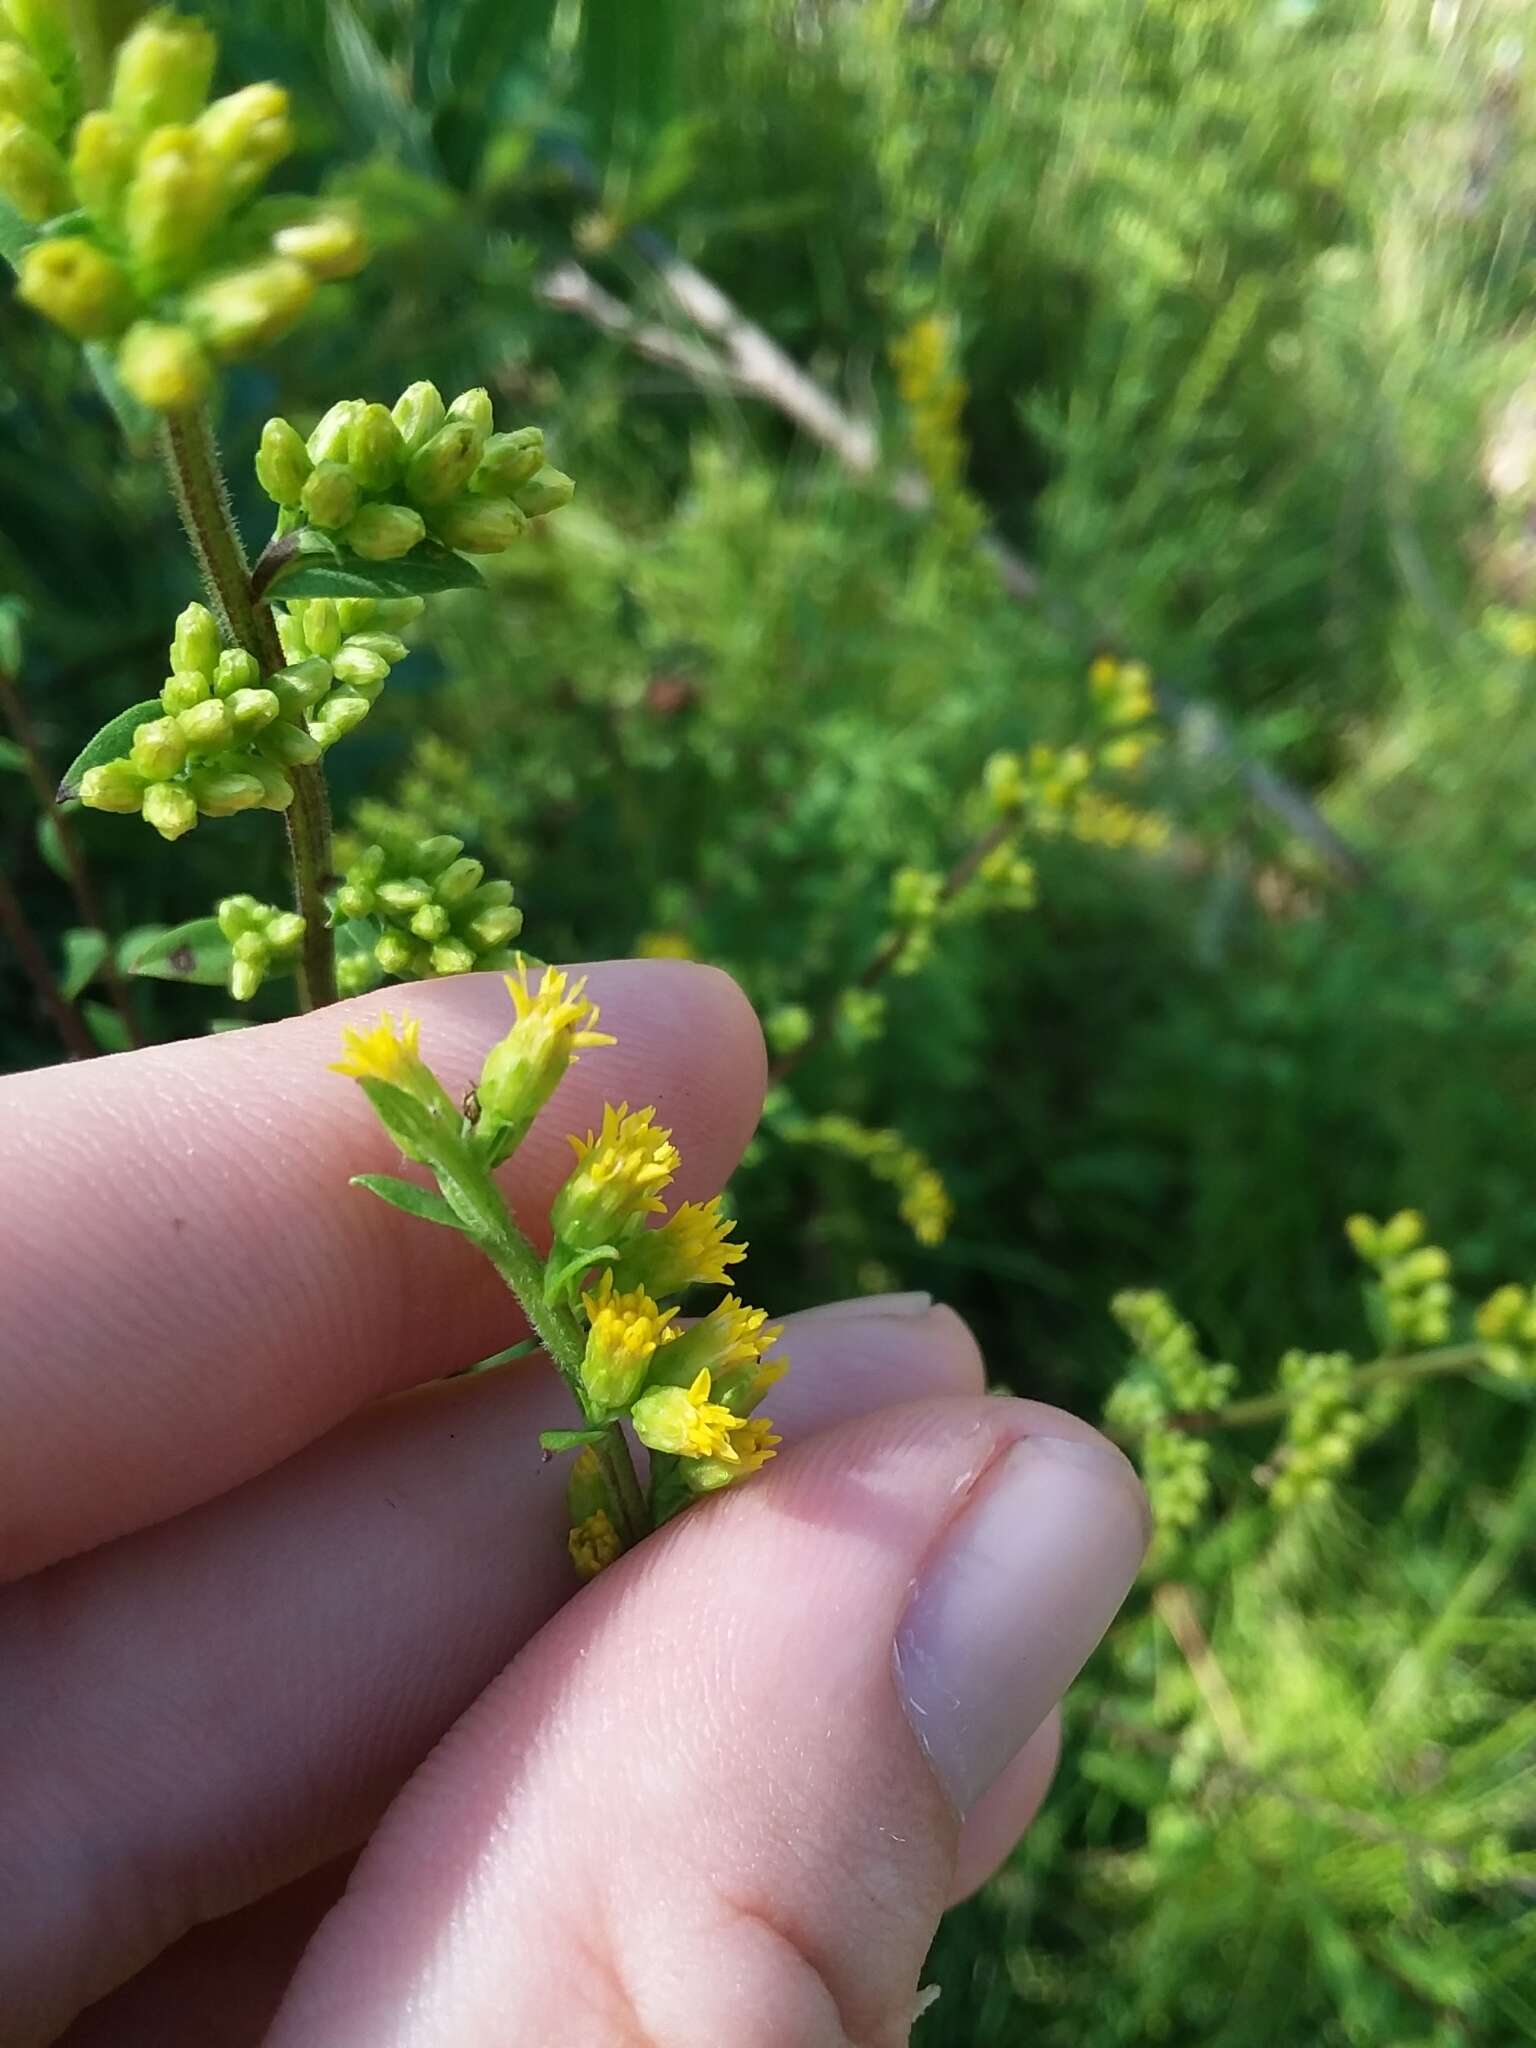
636 929 696 960
569 1509 622 1581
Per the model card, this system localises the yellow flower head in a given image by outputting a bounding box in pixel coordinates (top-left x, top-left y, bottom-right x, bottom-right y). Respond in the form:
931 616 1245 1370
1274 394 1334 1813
580 1269 680 1410
331 1012 425 1089
658 1294 784 1413
611 1195 748 1298
568 1508 622 1582
636 929 695 960
552 1102 681 1252
682 1415 782 1496
477 956 617 1130
631 1368 744 1462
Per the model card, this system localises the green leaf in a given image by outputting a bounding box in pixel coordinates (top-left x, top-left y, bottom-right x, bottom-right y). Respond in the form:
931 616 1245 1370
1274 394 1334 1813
0 736 25 773
0 594 26 674
466 1337 540 1375
81 999 132 1054
538 1427 609 1454
350 1172 461 1228
36 810 67 878
268 539 485 601
355 1075 443 1162
59 927 108 1001
123 918 233 986
57 699 163 801
116 922 169 970
0 194 30 268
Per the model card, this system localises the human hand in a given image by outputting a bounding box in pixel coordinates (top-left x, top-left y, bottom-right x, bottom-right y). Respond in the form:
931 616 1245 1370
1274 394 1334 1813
0 963 1146 2046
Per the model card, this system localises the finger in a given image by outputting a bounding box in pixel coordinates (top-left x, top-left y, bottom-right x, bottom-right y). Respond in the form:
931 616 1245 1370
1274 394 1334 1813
949 1709 1061 1904
266 1397 1148 2048
0 1298 982 2042
0 960 763 1579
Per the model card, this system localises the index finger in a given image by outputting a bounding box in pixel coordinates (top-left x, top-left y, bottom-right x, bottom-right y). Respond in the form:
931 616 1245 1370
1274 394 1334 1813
0 962 764 1580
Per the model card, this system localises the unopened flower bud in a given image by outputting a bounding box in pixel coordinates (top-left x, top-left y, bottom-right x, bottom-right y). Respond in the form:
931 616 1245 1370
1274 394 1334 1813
412 835 464 874
344 401 404 491
172 601 220 677
249 758 294 810
78 759 147 814
196 81 291 202
128 714 187 780
409 902 451 942
433 856 484 904
143 779 198 838
110 9 216 130
335 879 374 920
430 937 476 976
188 256 315 358
266 910 305 953
341 631 408 665
268 657 332 713
465 904 523 952
160 669 209 715
177 697 235 753
333 597 376 635
446 386 493 435
306 397 363 463
272 209 368 281
329 644 388 691
391 379 444 451
471 428 545 496
374 930 415 976
255 719 323 767
69 110 135 223
117 320 211 410
0 116 68 220
292 599 339 659
213 647 260 696
376 876 432 915
189 765 265 816
369 595 426 630
309 687 371 746
337 951 382 997
404 419 484 505
16 238 131 340
254 416 312 506
513 465 575 518
228 685 280 733
124 123 222 286
342 502 424 560
300 460 360 531
432 495 526 552
0 40 56 130
229 957 264 1003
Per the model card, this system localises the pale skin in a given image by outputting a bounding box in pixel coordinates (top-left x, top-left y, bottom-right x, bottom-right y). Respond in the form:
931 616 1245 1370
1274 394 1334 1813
0 962 1147 2046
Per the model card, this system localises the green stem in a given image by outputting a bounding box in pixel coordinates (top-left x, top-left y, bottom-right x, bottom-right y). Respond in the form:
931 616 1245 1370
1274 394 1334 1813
157 407 337 1009
600 1422 648 1543
1168 1343 1494 1435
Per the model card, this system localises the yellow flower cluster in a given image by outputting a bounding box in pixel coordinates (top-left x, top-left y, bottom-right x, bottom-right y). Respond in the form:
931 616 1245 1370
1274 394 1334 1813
477 960 615 1133
5 10 366 410
889 313 970 502
777 1110 953 1248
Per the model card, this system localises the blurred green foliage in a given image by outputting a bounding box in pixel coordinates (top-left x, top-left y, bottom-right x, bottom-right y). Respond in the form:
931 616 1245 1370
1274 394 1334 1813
5 0 1536 2037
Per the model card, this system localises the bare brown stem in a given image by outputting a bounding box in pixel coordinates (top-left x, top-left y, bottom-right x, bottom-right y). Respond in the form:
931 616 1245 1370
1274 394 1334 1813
0 865 95 1060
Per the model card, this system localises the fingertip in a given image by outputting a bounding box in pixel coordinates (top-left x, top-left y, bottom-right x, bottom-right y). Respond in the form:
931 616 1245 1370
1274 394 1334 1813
948 1709 1062 1903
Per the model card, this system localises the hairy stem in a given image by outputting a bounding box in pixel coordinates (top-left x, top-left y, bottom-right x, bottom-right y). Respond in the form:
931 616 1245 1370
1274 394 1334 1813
158 407 337 1009
599 1422 648 1545
1167 1343 1495 1435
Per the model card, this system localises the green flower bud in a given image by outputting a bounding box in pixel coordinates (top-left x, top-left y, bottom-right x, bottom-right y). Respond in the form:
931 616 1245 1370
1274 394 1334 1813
272 209 369 281
464 904 522 952
300 460 360 531
409 902 451 942
341 502 425 560
335 880 374 920
188 257 315 359
255 718 322 767
128 714 187 781
195 82 291 202
368 596 427 631
249 758 294 810
337 951 383 997
446 386 494 436
0 116 68 220
70 110 135 224
513 465 576 518
229 956 264 1003
160 669 209 715
189 765 265 816
254 417 312 506
433 856 484 904
266 910 305 953
110 9 216 130
309 687 371 746
0 41 57 132
227 685 279 734
404 419 484 506
471 428 545 496
78 759 147 814
432 495 527 553
213 647 260 696
330 643 389 689
217 893 262 939
172 601 220 677
306 397 363 464
333 597 376 635
178 697 235 753
341 631 408 666
124 123 222 287
143 780 198 839
295 598 341 659
275 609 308 662
117 321 211 411
430 937 477 976
15 238 132 341
343 401 404 491
461 879 516 912
268 657 332 712
413 835 463 874
376 876 432 915
391 379 444 452
374 930 415 976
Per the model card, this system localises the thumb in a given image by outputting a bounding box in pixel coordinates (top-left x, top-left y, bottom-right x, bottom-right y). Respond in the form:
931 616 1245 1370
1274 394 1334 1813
265 1395 1148 2048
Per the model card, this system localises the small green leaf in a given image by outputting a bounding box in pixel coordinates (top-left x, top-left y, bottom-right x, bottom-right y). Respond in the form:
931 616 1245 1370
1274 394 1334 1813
538 1427 609 1454
57 699 163 801
123 918 233 986
466 1337 540 1375
36 811 67 878
350 1172 460 1228
116 922 168 970
81 999 132 1054
355 1075 443 1162
0 737 25 773
59 927 108 1000
0 595 26 674
269 538 485 601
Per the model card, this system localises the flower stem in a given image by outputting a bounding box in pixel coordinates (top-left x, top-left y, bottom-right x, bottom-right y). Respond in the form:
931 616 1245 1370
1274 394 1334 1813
158 406 337 1009
1167 1343 1494 1435
600 1422 649 1544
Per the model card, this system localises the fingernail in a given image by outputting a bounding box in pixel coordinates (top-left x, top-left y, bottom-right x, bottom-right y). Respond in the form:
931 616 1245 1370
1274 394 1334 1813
792 1291 934 1325
893 1434 1148 1815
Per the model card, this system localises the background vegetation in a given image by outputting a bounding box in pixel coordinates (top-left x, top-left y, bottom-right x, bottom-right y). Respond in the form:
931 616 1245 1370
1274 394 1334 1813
4 0 1535 2038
